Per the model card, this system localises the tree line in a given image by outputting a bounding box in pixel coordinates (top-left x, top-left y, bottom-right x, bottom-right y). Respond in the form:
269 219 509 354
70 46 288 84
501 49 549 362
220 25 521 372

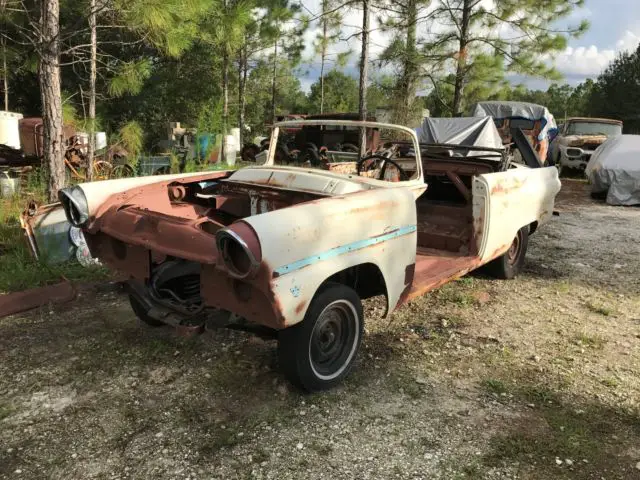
0 0 596 200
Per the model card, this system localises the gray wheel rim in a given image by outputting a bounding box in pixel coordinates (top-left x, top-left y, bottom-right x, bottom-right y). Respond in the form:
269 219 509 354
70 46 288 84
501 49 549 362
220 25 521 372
308 299 360 381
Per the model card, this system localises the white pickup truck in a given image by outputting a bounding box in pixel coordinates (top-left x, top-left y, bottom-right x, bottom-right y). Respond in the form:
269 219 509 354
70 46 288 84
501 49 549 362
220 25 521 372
59 118 561 391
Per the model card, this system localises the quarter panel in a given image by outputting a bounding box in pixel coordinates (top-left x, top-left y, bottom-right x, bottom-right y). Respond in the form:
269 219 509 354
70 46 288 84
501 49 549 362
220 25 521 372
243 187 419 325
473 166 561 263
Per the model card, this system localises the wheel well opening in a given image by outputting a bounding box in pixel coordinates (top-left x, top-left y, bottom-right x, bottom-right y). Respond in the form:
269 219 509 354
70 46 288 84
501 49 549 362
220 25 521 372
322 263 388 304
529 221 539 236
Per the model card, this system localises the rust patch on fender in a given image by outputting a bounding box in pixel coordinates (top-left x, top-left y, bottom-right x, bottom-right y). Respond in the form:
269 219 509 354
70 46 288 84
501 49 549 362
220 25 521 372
294 300 307 315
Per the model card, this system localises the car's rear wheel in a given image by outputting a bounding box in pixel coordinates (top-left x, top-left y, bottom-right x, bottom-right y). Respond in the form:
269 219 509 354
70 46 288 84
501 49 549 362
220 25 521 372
278 283 363 392
129 294 165 327
485 226 529 279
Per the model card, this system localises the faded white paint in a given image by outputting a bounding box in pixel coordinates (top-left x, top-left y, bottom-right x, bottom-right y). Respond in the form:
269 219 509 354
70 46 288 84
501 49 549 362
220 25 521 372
473 166 561 262
243 187 418 326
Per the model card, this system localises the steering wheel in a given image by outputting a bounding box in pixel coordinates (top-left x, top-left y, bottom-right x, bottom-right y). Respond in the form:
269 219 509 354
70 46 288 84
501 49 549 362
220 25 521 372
356 154 409 181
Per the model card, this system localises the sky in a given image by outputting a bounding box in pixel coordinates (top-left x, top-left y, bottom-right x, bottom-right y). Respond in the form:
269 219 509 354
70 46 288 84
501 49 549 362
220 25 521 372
295 0 640 93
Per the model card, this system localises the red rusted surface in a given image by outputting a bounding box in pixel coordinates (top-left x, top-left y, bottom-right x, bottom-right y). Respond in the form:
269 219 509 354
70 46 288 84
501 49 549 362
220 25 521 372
399 252 480 305
490 176 526 196
85 232 150 280
201 263 285 329
168 184 187 202
0 281 76 318
294 300 307 315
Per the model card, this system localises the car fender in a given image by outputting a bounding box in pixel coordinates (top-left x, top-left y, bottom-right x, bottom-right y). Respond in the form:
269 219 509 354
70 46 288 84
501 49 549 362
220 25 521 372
242 186 419 326
473 166 561 263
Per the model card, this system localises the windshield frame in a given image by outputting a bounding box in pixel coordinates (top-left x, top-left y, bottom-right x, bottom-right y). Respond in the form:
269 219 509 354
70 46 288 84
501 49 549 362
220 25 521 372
566 121 622 137
267 119 424 183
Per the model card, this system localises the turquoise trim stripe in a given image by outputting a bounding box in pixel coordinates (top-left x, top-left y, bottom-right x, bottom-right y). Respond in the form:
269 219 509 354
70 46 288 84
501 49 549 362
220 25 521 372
273 225 417 277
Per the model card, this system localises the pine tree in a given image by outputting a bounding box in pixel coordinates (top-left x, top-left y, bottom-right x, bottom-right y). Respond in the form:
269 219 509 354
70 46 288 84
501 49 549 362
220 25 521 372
377 0 431 125
313 0 349 114
424 0 588 115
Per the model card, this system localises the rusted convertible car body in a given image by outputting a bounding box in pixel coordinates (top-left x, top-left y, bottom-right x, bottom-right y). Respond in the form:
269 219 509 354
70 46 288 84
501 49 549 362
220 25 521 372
59 120 561 391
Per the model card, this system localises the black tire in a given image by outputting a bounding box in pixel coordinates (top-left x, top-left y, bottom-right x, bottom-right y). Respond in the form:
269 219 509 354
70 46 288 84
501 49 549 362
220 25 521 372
241 143 260 162
341 143 359 153
278 283 364 392
299 146 321 166
485 226 529 280
275 144 291 164
129 294 165 327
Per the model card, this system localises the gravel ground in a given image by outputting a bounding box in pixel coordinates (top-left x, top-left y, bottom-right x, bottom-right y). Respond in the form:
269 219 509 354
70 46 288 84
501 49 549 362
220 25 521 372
1 179 639 480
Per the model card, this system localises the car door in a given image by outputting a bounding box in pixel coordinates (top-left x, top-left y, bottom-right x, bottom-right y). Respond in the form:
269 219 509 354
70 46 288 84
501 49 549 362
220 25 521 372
472 166 561 263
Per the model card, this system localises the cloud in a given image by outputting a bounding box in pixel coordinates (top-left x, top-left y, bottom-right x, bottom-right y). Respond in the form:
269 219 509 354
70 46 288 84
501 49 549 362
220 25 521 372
550 30 640 79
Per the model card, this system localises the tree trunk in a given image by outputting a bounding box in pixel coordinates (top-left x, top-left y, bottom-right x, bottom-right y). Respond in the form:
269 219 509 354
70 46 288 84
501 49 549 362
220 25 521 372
452 0 471 117
39 0 65 202
237 42 247 149
271 38 278 123
86 0 97 181
399 0 417 125
1 36 8 111
221 48 229 162
358 0 369 155
320 18 327 114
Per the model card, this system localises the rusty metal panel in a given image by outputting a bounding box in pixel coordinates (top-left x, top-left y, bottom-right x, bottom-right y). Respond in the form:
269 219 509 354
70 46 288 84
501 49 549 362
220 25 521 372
473 166 561 263
0 281 76 318
245 187 419 325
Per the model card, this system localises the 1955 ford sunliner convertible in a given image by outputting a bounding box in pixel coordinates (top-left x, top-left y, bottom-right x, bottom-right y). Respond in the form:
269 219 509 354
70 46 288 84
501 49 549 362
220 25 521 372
59 118 561 391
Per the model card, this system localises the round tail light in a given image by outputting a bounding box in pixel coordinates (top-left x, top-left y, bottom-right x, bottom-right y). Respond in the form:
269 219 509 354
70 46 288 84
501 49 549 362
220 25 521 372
216 223 261 279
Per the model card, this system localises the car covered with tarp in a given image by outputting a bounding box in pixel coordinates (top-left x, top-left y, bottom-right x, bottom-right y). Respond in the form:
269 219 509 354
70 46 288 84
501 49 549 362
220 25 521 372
471 101 558 164
586 134 640 206
414 116 542 170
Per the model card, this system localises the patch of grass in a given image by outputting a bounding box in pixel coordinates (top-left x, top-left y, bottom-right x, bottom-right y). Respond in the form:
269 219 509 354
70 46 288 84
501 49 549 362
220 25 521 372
440 315 466 329
438 288 475 307
309 441 333 456
585 301 613 317
388 372 425 399
556 281 571 293
1 180 113 293
520 385 562 405
455 276 475 287
0 403 14 420
460 462 481 477
484 403 638 478
482 378 508 395
601 377 618 388
251 448 270 463
199 427 243 454
573 332 606 350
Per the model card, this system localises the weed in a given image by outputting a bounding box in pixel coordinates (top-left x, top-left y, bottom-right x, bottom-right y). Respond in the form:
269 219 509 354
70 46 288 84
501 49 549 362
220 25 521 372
0 404 14 420
440 315 466 329
252 448 270 463
601 377 619 388
585 301 613 317
573 332 606 350
309 441 333 456
482 379 508 395
456 276 475 287
437 284 475 307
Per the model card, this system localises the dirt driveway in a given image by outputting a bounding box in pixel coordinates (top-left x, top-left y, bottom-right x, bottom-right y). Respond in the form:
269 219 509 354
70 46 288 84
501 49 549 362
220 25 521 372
1 179 639 480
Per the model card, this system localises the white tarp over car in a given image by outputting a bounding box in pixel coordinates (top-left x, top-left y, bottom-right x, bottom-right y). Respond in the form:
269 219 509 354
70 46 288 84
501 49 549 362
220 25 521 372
586 134 640 206
472 101 558 141
415 117 504 157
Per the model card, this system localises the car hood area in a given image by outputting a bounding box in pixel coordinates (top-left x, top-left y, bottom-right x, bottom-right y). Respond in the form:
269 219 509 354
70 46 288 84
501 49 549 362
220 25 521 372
562 134 609 147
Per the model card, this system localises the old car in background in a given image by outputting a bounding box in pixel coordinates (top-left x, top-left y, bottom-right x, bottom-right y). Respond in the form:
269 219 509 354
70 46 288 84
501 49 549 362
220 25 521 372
246 112 381 166
58 118 560 392
586 134 640 206
472 101 558 165
550 117 623 174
